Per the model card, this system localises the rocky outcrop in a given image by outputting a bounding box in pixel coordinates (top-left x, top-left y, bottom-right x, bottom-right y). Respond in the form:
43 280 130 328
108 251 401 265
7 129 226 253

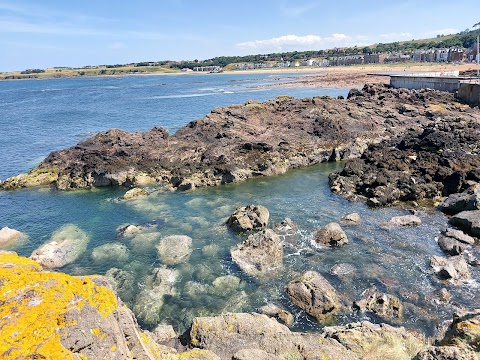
226 205 269 233
121 187 149 200
313 222 348 247
231 229 283 278
4 84 471 192
438 309 480 352
30 224 90 269
156 235 192 266
286 271 343 322
353 286 404 321
449 210 480 238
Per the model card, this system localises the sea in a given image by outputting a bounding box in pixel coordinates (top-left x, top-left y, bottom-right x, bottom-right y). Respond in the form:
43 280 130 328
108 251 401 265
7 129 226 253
0 73 478 334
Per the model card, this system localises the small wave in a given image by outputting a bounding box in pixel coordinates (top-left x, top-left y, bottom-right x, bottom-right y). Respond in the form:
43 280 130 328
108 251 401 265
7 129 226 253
145 93 218 100
223 91 234 94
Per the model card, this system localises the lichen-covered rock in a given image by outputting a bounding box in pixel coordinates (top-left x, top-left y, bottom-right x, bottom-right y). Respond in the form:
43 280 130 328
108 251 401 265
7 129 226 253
258 303 294 327
0 226 27 248
286 271 343 322
449 210 480 238
230 229 283 278
91 242 130 263
438 309 480 352
156 235 192 265
313 222 348 247
381 215 421 228
414 345 479 359
30 224 90 269
226 205 269 233
353 286 404 321
430 255 471 282
189 312 357 360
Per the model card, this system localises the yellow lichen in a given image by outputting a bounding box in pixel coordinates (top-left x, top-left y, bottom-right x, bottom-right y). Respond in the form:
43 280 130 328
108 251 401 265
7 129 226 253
0 253 118 359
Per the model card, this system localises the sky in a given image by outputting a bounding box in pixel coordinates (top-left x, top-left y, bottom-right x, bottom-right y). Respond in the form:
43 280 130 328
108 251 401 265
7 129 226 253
0 0 478 71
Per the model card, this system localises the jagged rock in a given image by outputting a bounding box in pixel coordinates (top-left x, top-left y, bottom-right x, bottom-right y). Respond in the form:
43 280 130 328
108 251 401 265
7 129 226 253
189 312 357 360
438 309 480 352
353 286 404 321
30 224 90 269
341 212 361 225
430 255 471 282
91 242 130 263
438 184 480 215
286 271 343 322
414 346 479 360
449 210 480 238
381 215 421 228
322 321 427 360
156 235 193 265
0 226 26 247
258 303 295 327
313 222 348 247
231 229 283 278
226 205 269 233
133 266 177 325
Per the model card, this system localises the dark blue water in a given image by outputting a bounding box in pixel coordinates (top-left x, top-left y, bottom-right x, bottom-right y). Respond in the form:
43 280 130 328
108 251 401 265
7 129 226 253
0 74 477 335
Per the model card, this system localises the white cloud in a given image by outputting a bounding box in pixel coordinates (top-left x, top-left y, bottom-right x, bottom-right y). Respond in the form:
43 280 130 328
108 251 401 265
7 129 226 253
236 33 368 52
379 32 412 40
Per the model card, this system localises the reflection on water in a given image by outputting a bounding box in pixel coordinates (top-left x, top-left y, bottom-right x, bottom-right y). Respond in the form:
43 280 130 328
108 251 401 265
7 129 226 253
4 162 479 335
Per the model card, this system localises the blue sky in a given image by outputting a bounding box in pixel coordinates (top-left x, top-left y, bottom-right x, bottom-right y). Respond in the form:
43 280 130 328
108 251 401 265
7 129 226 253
0 0 478 71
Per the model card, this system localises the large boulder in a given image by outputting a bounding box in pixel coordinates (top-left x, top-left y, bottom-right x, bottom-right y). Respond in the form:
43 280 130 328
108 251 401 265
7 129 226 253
189 312 357 360
286 271 343 322
313 222 348 247
231 229 283 278
226 205 269 233
120 187 148 200
0 226 26 247
30 224 90 269
430 255 471 282
156 235 193 265
438 184 480 215
353 286 404 321
449 210 480 238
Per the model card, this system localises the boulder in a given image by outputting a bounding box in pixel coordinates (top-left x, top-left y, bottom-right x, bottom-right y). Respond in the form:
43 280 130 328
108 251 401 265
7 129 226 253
152 324 177 343
353 286 404 321
438 184 480 215
430 255 471 282
189 312 357 360
91 242 130 263
286 271 343 322
258 303 295 327
133 266 177 325
438 236 466 256
449 210 480 238
313 222 348 247
231 229 283 278
156 235 193 265
30 224 90 269
226 205 269 233
341 212 361 225
0 226 26 247
121 187 148 200
381 215 421 228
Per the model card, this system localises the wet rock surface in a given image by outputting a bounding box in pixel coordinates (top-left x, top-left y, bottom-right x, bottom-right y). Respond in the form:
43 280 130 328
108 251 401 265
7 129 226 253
3 84 471 192
313 222 348 247
0 226 26 247
449 210 480 238
226 204 269 233
353 286 404 321
258 303 295 327
430 255 471 282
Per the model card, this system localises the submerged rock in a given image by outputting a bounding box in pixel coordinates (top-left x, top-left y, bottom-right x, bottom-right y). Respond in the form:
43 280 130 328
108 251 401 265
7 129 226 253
286 270 343 322
381 215 421 228
30 224 90 269
272 217 298 244
212 275 242 295
449 210 480 238
258 303 294 327
156 235 193 265
353 286 404 321
105 267 136 304
313 222 348 247
230 229 283 278
0 226 26 248
330 263 357 276
91 242 130 263
226 204 269 233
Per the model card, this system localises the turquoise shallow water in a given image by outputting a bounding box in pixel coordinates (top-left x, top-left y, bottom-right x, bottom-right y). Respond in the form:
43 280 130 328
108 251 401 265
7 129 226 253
0 74 478 335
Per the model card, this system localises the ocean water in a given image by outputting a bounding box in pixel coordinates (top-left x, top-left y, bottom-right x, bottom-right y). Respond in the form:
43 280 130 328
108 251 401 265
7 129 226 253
0 73 478 335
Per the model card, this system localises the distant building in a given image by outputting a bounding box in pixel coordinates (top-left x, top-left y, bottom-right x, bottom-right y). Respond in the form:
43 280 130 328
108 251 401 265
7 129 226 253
436 49 449 62
448 48 464 62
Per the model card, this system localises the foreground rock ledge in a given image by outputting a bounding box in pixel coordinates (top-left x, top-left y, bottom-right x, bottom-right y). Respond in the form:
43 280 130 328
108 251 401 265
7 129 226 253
1 84 467 191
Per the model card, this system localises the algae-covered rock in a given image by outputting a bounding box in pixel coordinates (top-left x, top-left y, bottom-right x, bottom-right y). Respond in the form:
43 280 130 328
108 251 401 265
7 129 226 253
156 235 193 265
30 224 90 269
91 242 130 263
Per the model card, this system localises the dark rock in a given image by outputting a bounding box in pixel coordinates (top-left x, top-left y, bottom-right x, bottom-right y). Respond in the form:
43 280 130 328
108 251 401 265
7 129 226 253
438 184 480 215
313 222 348 247
226 205 269 233
449 210 480 238
286 271 343 322
353 286 404 321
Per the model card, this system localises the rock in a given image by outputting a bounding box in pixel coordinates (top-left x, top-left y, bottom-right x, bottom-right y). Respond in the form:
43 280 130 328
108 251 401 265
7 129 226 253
286 271 343 322
313 222 348 247
212 275 242 295
91 242 130 263
353 286 404 321
438 184 480 215
414 346 479 360
449 210 480 238
226 205 269 233
231 229 283 278
258 303 294 327
341 212 361 225
330 263 356 276
232 348 281 360
105 267 136 304
133 267 177 325
438 309 480 352
438 235 466 256
0 251 170 359
430 255 471 282
30 224 90 269
121 187 148 200
272 218 298 244
322 321 427 360
153 324 177 343
443 228 476 245
426 288 451 304
156 235 193 265
116 224 142 237
0 226 26 247
202 243 220 257
189 312 357 360
381 215 422 228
